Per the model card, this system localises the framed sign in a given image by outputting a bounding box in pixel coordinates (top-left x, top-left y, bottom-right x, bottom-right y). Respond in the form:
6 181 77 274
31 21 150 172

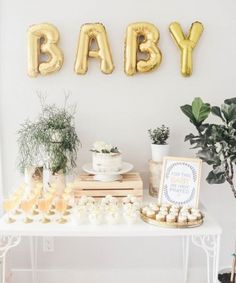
158 156 202 208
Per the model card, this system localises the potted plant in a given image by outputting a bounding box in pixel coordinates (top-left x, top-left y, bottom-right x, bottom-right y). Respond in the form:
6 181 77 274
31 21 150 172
17 120 45 191
180 97 236 282
17 99 81 194
148 125 170 162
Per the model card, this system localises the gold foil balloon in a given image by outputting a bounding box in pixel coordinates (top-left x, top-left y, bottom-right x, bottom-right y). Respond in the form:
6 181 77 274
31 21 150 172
124 22 162 76
27 23 64 77
169 21 204 77
74 23 114 74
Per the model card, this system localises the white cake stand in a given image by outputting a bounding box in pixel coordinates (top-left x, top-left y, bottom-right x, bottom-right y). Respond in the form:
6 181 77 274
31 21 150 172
82 162 133 182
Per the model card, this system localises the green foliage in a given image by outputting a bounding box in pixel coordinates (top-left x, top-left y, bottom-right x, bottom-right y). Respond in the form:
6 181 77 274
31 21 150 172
17 100 81 174
148 125 170 145
180 97 236 197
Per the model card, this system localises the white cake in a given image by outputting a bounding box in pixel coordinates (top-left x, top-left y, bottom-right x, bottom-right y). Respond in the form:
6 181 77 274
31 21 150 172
92 152 122 172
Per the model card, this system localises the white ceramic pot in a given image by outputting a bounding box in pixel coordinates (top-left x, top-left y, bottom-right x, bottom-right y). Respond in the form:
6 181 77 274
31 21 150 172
49 170 66 195
151 144 169 162
24 166 43 193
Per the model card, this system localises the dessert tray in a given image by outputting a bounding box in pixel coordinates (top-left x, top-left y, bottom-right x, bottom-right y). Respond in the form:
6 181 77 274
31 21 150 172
140 204 204 229
82 162 133 182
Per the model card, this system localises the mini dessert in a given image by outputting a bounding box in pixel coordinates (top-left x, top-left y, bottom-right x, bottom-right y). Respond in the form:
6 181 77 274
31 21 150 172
106 210 119 224
166 214 176 223
193 212 202 220
191 208 200 214
160 206 169 213
180 208 189 214
149 203 159 213
179 211 189 217
187 214 197 222
146 208 155 218
91 141 122 172
178 215 188 224
123 209 138 224
171 204 180 210
156 213 166 222
161 203 171 209
123 195 140 210
101 195 118 207
169 207 179 214
159 210 168 216
88 209 103 225
141 206 149 215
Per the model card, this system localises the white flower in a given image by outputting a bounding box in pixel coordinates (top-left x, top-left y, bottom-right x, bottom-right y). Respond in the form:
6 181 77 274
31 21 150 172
104 144 113 152
93 141 106 152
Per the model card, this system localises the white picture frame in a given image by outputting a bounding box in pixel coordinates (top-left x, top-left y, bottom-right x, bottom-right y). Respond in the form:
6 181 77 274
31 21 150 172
158 156 202 208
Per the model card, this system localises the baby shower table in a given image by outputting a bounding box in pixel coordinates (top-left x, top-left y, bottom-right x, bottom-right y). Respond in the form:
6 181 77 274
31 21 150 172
0 209 222 283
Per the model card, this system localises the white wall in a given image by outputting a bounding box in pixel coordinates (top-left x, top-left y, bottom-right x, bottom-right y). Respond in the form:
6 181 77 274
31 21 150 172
0 0 236 282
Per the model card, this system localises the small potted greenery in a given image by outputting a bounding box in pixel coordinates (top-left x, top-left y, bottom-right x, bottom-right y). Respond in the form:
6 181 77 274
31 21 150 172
180 97 236 282
17 99 81 193
148 125 170 162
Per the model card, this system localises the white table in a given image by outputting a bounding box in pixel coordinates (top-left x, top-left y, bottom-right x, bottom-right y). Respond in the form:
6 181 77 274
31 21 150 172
0 211 222 283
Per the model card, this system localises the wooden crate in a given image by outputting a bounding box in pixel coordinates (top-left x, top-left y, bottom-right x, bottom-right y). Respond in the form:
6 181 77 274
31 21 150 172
73 172 143 199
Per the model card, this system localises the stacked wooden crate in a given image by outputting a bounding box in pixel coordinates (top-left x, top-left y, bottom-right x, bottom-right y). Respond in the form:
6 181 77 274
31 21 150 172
73 172 143 199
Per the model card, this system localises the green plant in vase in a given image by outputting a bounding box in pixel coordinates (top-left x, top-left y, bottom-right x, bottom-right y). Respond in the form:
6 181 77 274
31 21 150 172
181 97 236 281
148 125 170 162
17 99 81 192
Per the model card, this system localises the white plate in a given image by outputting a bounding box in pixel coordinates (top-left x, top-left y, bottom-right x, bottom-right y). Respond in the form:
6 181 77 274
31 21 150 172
82 162 133 182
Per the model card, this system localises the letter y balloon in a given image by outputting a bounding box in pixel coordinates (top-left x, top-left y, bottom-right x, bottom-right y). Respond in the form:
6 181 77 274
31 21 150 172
169 21 204 77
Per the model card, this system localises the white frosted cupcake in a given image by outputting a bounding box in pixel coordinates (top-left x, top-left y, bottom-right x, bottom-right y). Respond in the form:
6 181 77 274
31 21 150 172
191 208 200 214
178 215 188 224
161 203 171 209
149 203 159 213
123 210 138 224
146 209 155 218
88 208 103 225
166 214 176 223
156 213 166 222
187 214 197 222
169 207 179 214
105 210 119 224
160 206 169 213
193 212 202 220
159 210 168 216
179 211 189 217
141 206 149 215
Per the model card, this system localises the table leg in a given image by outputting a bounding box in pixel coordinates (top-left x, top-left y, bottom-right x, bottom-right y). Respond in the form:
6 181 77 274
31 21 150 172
30 237 38 283
192 234 221 283
0 236 21 283
182 236 190 283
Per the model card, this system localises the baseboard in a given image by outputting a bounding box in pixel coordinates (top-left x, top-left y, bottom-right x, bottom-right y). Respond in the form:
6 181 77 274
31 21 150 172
11 267 207 283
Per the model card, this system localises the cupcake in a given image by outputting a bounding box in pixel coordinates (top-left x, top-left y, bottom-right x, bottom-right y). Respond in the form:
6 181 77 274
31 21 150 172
169 207 179 214
141 206 149 215
156 213 166 222
160 206 169 213
178 215 188 224
123 209 138 224
187 214 197 222
159 210 168 217
166 214 176 223
146 209 155 218
149 203 159 213
193 212 202 220
105 210 119 224
191 208 200 214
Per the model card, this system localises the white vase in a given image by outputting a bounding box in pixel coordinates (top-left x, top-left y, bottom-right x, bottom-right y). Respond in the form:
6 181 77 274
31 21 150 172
49 170 66 195
24 167 43 194
151 144 169 162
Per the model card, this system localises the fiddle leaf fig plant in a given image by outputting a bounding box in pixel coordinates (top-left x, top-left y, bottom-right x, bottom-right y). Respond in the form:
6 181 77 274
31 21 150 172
181 97 236 197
